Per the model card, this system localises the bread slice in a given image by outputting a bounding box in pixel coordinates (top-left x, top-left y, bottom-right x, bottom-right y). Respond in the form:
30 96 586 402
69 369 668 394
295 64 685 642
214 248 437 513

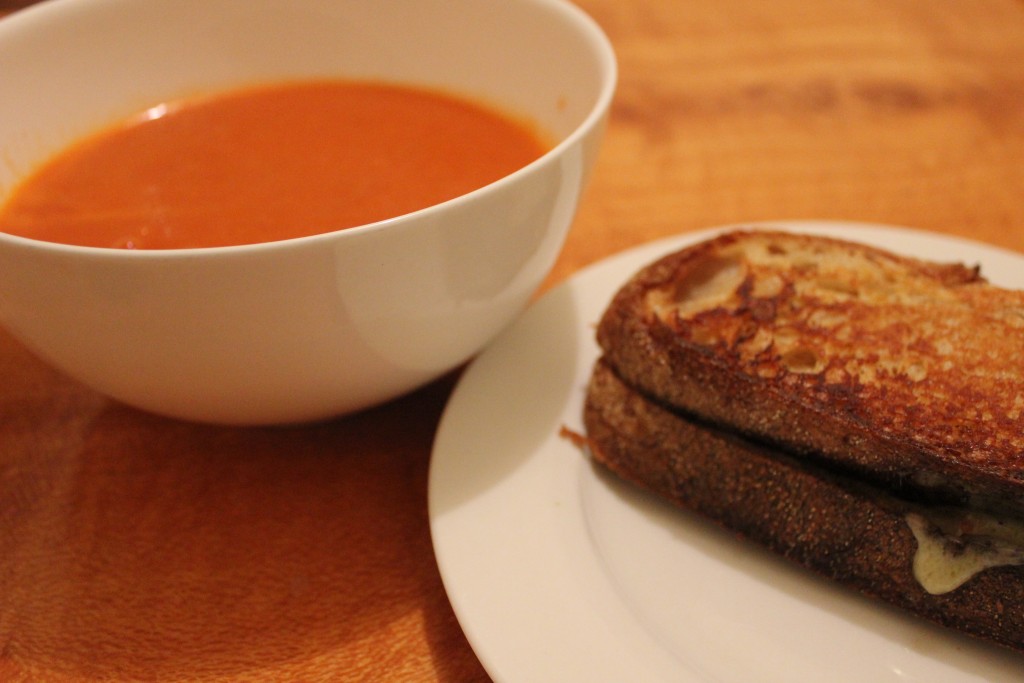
595 229 1024 518
583 358 1024 653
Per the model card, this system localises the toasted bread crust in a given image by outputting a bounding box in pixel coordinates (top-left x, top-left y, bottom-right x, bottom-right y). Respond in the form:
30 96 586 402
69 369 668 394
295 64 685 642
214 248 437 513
596 230 1024 515
584 359 1024 653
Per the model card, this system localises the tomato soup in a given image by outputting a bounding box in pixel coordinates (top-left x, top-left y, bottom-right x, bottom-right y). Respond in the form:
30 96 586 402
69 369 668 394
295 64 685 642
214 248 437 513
0 81 549 249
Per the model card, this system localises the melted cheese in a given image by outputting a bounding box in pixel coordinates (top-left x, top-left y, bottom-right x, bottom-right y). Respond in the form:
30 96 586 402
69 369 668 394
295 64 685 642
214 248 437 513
906 510 1024 595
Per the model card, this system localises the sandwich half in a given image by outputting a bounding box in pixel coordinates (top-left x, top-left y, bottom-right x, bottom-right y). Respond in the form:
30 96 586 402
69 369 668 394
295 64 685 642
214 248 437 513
583 229 1024 653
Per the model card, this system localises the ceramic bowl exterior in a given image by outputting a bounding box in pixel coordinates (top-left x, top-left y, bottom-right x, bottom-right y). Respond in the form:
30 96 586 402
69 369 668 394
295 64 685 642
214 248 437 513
0 0 616 424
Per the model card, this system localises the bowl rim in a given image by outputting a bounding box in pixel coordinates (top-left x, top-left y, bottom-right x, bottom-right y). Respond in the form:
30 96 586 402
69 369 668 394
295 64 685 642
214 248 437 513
0 0 618 260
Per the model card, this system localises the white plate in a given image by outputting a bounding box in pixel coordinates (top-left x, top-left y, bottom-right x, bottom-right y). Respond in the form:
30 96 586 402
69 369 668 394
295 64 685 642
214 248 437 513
428 221 1024 682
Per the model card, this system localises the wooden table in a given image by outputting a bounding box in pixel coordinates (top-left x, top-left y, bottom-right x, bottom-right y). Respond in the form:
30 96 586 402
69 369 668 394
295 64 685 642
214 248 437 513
2 0 1024 680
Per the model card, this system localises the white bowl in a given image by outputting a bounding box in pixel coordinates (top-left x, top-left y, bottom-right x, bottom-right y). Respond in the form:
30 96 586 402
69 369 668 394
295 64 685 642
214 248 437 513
0 0 616 425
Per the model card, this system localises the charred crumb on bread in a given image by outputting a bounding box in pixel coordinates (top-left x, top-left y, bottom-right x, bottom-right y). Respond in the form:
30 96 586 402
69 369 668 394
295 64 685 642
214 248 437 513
597 229 1024 517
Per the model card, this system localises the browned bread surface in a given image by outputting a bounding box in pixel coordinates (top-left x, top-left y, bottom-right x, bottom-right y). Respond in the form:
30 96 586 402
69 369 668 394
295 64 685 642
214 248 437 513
596 229 1024 515
583 359 1024 653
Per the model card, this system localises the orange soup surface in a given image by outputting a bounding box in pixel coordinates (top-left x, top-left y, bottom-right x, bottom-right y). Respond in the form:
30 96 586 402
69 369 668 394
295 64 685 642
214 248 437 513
0 81 549 249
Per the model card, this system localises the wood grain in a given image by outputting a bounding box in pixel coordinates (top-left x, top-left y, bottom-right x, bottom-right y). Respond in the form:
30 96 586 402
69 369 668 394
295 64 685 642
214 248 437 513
2 1 1024 680
546 0 1024 286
